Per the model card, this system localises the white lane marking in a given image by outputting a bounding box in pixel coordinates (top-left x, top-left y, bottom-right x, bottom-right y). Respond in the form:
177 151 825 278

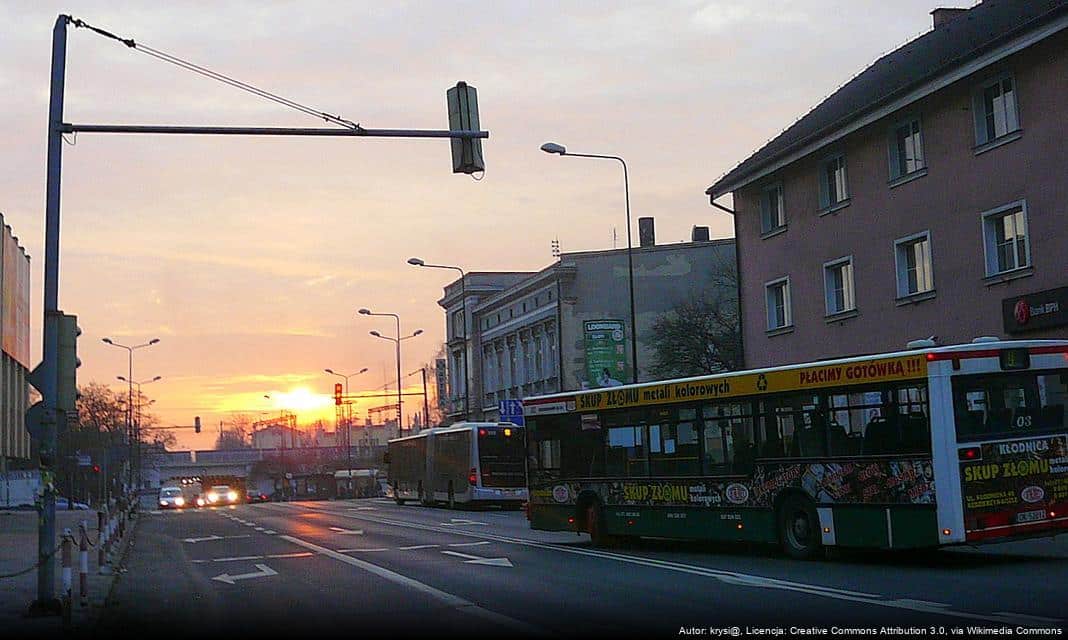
329 509 1062 626
254 527 265 532
397 544 439 551
264 530 277 535
337 548 389 553
347 507 377 511
182 535 252 544
448 541 491 547
441 550 513 567
281 535 543 634
329 527 364 535
244 523 257 527
265 552 314 560
440 518 488 526
211 563 277 585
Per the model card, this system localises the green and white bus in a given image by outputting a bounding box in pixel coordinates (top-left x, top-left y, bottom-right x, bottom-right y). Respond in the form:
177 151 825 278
522 339 1068 557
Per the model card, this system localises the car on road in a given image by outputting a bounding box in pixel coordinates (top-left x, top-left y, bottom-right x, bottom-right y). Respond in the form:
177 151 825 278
157 486 186 510
246 491 269 504
205 485 239 505
56 496 91 510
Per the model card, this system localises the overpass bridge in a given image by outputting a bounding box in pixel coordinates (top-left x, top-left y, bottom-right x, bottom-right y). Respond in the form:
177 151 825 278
152 446 386 484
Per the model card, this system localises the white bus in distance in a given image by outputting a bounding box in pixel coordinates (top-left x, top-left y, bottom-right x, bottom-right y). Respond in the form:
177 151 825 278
387 422 527 509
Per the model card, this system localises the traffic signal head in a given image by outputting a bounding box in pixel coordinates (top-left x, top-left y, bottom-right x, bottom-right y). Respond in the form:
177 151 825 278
447 81 484 174
194 416 201 434
56 312 81 413
334 383 343 406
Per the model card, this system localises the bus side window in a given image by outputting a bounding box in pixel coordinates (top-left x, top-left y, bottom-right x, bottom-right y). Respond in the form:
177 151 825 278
606 425 648 477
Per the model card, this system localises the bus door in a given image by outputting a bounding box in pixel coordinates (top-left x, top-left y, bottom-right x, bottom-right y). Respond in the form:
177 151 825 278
952 358 1068 542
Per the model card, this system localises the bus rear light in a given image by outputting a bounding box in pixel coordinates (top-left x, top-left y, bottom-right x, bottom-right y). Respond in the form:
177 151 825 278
503 428 512 437
567 516 575 524
468 468 478 486
942 529 951 536
627 520 635 526
822 527 831 534
736 523 744 530
478 429 487 436
958 447 981 461
1051 511 1057 518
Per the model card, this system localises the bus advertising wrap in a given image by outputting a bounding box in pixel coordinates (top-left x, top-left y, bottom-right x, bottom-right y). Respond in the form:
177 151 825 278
534 458 935 509
959 434 1068 537
571 354 928 412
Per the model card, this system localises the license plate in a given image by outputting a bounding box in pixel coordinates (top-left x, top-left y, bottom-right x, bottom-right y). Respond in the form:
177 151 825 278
1016 509 1046 524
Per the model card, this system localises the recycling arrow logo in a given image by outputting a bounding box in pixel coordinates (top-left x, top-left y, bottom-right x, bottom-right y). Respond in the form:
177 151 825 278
756 374 768 392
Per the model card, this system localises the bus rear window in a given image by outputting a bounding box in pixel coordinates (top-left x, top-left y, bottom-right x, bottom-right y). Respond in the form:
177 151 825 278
953 370 1068 441
478 428 526 487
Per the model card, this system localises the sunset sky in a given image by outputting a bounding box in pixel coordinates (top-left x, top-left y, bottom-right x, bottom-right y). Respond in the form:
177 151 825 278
1 1 953 449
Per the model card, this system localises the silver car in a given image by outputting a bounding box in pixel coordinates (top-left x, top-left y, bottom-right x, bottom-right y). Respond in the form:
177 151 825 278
158 486 187 509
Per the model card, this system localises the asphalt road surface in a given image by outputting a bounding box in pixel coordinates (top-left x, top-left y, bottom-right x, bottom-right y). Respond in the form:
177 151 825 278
97 498 1068 638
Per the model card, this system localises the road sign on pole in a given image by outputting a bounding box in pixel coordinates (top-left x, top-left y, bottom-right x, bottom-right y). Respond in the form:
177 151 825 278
499 399 524 426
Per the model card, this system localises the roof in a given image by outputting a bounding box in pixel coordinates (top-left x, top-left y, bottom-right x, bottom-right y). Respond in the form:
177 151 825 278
706 0 1068 198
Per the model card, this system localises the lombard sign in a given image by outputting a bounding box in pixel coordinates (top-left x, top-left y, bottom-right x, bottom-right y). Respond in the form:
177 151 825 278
1003 286 1068 334
584 319 627 388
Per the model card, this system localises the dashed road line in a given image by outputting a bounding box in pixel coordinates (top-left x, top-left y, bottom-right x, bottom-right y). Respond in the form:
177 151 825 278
448 541 491 547
397 544 440 551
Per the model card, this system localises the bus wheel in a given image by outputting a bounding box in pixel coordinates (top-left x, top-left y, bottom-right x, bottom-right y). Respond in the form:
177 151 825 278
778 495 821 560
395 498 406 506
447 482 456 510
586 503 612 548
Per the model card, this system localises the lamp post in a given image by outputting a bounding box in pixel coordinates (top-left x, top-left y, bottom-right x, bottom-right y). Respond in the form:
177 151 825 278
117 375 161 488
407 367 431 431
407 257 470 420
359 307 421 437
325 367 368 497
540 142 638 384
102 337 160 490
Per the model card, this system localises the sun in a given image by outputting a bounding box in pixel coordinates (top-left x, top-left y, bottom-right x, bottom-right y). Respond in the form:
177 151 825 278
271 387 331 413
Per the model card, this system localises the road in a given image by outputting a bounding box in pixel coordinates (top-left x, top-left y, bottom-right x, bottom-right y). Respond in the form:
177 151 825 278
97 498 1068 638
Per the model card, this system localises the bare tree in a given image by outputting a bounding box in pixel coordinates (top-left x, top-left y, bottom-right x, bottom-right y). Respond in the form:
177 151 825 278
216 413 253 449
649 255 742 378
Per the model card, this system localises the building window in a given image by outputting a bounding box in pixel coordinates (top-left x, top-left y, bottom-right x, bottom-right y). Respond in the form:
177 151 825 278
818 154 848 210
974 74 1020 146
765 277 792 330
982 201 1030 276
894 232 934 298
823 257 855 315
888 117 924 180
760 183 786 234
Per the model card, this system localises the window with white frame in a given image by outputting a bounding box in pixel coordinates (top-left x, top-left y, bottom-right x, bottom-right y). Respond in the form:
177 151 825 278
982 202 1030 276
819 154 848 209
889 118 925 179
765 278 792 330
823 257 855 315
894 232 934 297
760 183 786 234
974 74 1020 145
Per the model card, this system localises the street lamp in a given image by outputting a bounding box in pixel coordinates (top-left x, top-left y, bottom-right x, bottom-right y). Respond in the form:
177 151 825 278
540 141 638 384
325 367 369 498
102 337 161 490
360 307 421 436
408 257 470 420
117 375 161 488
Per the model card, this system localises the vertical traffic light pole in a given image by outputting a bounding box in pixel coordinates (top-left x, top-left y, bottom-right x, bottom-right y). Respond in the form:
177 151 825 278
28 15 69 615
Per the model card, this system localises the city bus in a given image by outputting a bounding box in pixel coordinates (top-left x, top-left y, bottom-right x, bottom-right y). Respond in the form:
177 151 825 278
522 338 1068 558
387 422 528 508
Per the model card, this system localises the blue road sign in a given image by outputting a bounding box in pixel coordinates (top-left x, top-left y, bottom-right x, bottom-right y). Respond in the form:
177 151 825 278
499 399 525 426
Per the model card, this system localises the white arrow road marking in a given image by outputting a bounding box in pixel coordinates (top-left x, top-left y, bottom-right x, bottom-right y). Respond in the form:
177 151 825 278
329 527 365 535
448 541 491 547
182 535 252 544
192 552 314 564
440 550 513 567
440 518 488 526
211 563 278 585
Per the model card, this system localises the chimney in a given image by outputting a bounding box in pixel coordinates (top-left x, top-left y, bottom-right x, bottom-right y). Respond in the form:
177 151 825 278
638 217 655 248
691 226 711 242
931 7 967 29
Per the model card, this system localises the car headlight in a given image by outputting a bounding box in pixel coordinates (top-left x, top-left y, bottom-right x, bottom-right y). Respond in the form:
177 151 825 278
207 492 219 503
175 496 185 506
159 500 167 506
227 491 238 502
196 497 205 507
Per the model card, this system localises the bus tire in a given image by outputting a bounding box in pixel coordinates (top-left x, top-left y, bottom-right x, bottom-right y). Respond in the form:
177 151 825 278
395 498 406 505
586 503 612 548
777 494 821 560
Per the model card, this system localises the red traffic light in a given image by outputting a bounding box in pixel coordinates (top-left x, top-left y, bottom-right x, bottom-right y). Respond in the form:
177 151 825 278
334 383 343 406
91 464 101 473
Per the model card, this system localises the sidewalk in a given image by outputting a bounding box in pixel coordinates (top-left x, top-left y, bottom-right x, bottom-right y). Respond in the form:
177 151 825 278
0 507 128 637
